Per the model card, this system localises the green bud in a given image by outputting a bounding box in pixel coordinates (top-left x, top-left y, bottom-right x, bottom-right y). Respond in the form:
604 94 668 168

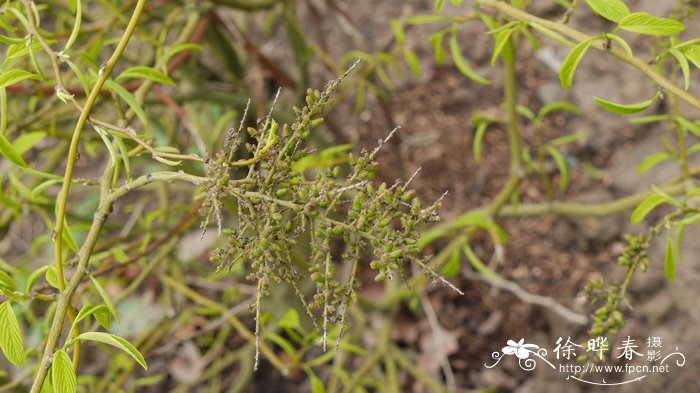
276 188 289 198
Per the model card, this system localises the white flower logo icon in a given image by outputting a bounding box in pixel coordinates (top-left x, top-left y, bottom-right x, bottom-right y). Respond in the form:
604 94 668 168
502 339 540 359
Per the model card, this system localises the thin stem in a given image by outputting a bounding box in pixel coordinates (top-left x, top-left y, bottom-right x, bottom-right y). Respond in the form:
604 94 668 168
29 169 198 393
51 0 146 293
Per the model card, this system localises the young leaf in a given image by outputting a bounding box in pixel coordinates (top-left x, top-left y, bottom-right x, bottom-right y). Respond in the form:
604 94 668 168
559 38 594 89
594 92 659 114
442 248 461 278
25 265 50 292
428 31 448 64
450 28 490 84
675 223 685 263
163 43 203 66
473 120 489 164
0 134 28 167
115 66 175 86
545 145 569 192
669 48 690 90
408 15 450 25
630 193 668 224
538 101 581 119
619 13 685 36
637 151 673 173
74 332 147 369
676 116 700 137
0 69 40 89
12 131 46 155
306 369 326 393
630 114 670 124
103 79 149 126
528 22 574 46
391 19 406 46
0 301 24 366
45 266 61 289
462 244 501 280
0 270 17 295
89 275 118 321
585 0 630 23
74 304 111 331
664 234 676 282
490 27 514 66
64 0 81 52
402 48 422 79
605 34 633 56
685 46 700 69
51 349 76 393
435 0 445 12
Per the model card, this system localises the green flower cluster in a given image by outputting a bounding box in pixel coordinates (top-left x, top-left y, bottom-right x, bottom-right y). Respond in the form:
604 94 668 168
198 70 452 363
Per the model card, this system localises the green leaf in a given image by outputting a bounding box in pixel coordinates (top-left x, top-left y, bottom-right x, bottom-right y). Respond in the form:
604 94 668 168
462 244 500 280
64 0 81 52
669 48 690 90
103 79 149 126
429 31 448 64
664 234 676 282
0 270 17 294
307 369 326 393
51 349 77 393
637 151 673 173
675 223 685 263
442 248 461 278
684 46 700 70
676 116 700 137
408 15 451 25
0 69 40 89
163 43 203 66
605 34 633 56
538 101 581 119
619 13 685 36
65 59 90 96
435 0 445 12
277 309 301 332
74 332 147 370
630 193 667 224
402 48 422 79
266 332 299 361
0 133 28 167
594 92 659 114
89 275 118 321
12 131 46 155
585 0 630 23
115 66 175 86
450 28 490 84
74 304 111 330
32 179 62 200
491 27 514 66
545 145 569 192
25 265 50 292
391 19 406 45
559 38 594 89
630 114 670 124
0 301 24 365
473 120 489 164
45 266 61 289
528 22 574 46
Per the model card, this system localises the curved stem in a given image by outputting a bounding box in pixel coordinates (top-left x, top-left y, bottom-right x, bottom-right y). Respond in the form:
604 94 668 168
30 171 203 393
30 3 144 386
